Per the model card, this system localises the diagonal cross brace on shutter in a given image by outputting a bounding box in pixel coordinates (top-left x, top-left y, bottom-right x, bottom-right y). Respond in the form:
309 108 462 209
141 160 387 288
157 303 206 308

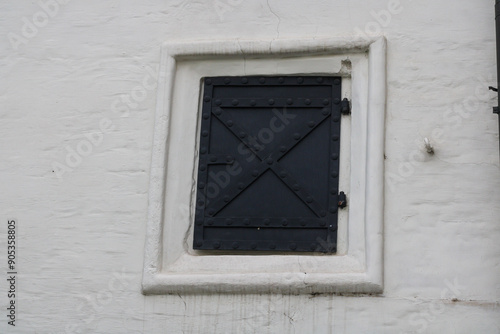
207 106 330 217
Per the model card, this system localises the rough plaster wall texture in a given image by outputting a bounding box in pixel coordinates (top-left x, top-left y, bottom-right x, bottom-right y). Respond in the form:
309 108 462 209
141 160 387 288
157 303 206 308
0 0 499 333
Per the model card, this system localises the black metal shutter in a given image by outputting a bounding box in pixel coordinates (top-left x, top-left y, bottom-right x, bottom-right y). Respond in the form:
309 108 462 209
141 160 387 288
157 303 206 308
193 76 343 252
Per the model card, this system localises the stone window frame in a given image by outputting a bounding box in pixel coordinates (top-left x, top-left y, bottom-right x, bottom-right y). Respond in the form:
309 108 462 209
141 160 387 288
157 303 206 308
142 37 386 294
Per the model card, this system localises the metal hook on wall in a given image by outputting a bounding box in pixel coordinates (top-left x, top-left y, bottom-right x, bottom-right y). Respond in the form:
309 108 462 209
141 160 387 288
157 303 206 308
424 138 434 155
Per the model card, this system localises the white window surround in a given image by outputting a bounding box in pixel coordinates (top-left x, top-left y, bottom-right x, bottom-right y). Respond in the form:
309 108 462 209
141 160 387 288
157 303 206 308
142 37 386 294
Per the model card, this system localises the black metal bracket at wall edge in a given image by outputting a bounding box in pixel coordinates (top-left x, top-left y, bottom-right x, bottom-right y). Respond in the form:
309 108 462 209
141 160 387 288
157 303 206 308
495 0 500 154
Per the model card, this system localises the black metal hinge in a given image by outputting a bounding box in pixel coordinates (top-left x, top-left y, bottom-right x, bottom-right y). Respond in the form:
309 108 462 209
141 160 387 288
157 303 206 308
338 191 347 208
341 98 351 115
489 87 499 114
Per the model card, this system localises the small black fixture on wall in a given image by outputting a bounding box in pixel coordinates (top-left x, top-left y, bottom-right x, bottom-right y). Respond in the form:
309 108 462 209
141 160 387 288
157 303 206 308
494 1 500 152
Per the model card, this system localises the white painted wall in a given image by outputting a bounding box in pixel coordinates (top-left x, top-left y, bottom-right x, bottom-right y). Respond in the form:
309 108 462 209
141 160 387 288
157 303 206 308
0 0 499 333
